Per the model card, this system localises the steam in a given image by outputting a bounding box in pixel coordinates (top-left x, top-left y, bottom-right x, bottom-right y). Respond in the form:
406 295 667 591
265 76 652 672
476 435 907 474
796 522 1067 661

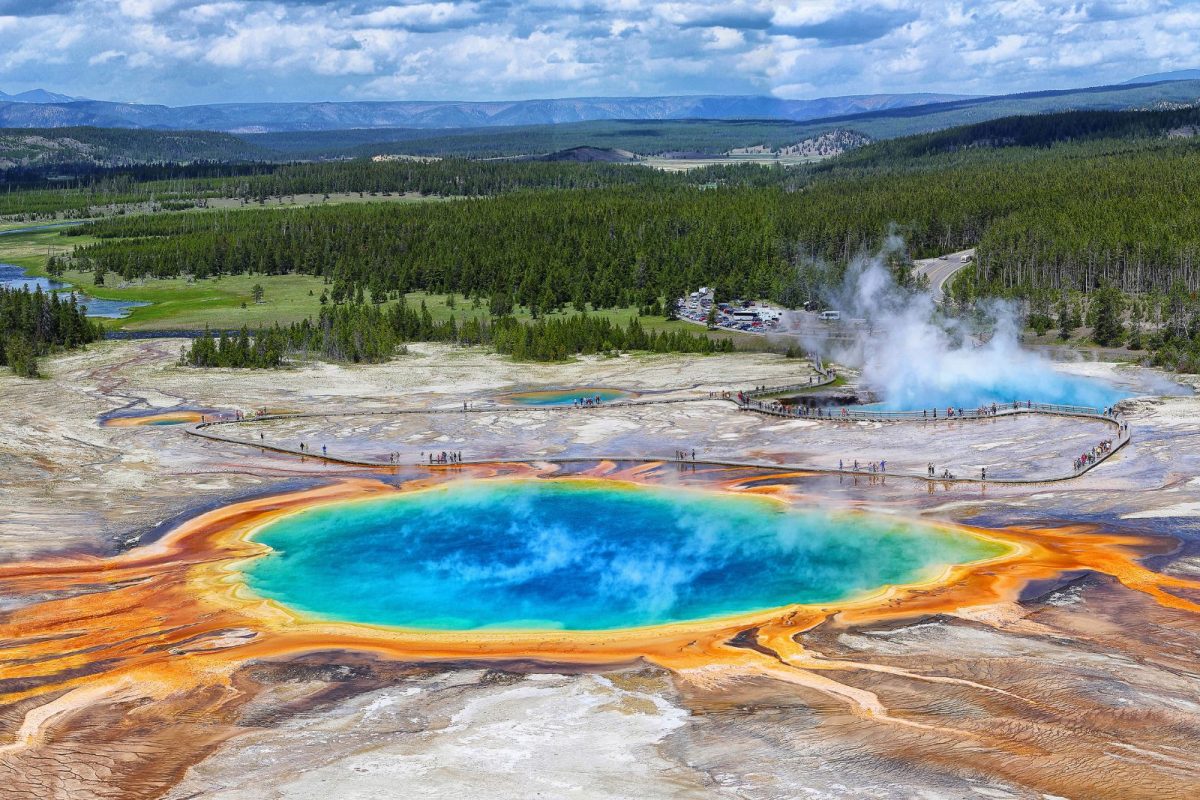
789 239 1128 411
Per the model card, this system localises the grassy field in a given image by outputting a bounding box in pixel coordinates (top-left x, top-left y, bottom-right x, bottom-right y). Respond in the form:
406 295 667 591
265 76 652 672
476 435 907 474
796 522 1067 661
0 190 452 227
392 292 768 348
2 229 764 345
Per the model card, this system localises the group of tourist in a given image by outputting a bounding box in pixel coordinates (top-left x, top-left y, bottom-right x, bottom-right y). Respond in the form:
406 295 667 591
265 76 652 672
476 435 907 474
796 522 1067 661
737 393 840 419
839 459 887 474
425 450 464 464
924 403 1003 419
674 449 697 461
1074 439 1114 472
572 396 605 408
295 441 327 456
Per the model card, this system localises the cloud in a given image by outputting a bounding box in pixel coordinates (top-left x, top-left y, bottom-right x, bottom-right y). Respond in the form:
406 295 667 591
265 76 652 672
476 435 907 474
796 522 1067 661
0 0 1197 104
773 8 918 46
0 0 79 13
358 2 484 33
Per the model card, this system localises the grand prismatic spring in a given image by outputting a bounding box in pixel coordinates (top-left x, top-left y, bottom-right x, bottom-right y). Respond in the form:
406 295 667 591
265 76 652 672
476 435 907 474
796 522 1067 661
3 341 1200 800
241 480 1010 631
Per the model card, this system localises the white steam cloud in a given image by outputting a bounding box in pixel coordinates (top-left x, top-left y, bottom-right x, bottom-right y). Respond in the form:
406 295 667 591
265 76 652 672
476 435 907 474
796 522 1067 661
790 239 1125 411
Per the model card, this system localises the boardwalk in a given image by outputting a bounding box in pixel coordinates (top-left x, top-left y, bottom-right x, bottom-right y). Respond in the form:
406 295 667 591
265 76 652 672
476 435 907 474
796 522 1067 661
187 367 1130 485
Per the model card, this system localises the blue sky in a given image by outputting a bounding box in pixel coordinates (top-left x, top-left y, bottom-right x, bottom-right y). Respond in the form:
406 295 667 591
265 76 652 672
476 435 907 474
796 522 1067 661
0 1 1197 104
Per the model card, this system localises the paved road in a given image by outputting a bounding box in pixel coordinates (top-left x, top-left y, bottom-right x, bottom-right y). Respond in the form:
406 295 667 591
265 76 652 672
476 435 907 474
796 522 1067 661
914 248 975 302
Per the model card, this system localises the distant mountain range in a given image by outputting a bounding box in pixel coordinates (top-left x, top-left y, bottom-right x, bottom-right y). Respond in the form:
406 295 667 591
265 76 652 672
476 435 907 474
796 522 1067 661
0 89 82 104
0 93 974 133
3 71 1200 167
1125 69 1200 84
4 69 1200 135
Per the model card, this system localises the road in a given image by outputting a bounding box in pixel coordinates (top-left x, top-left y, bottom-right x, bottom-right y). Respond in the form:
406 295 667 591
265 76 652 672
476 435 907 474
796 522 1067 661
914 248 974 301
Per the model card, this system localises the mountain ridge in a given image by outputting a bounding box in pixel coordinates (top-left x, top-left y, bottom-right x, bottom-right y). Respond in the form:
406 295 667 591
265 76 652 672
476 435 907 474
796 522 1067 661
0 92 974 132
1124 69 1200 84
0 88 82 104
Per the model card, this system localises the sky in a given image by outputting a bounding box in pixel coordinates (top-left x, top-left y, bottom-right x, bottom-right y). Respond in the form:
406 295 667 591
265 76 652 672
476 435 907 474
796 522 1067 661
0 0 1197 105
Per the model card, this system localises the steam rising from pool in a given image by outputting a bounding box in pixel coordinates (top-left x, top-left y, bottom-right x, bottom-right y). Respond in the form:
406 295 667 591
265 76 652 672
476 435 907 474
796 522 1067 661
799 239 1129 411
242 480 1007 631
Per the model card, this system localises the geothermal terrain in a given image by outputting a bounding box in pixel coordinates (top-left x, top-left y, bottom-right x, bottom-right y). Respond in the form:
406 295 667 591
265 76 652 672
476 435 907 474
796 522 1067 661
2 338 1200 800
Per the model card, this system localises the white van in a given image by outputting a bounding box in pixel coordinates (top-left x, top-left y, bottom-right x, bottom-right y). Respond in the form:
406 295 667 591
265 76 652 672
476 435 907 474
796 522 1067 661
819 310 841 321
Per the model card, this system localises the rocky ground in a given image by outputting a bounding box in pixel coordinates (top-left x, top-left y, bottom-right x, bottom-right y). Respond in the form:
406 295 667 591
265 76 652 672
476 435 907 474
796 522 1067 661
2 340 1200 800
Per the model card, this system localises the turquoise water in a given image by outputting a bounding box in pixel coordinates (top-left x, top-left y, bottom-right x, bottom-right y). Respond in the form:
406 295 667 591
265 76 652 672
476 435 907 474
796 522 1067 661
243 480 1007 631
505 387 632 406
869 369 1129 411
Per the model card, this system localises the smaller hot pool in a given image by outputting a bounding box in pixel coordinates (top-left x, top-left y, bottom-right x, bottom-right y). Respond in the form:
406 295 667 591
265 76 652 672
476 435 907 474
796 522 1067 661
501 387 634 406
99 407 222 427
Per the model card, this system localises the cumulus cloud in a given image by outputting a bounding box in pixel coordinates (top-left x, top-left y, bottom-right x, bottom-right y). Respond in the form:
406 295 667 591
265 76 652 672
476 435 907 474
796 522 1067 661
0 0 1197 104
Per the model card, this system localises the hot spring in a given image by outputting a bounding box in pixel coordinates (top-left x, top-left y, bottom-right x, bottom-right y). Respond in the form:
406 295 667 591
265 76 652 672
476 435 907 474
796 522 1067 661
99 408 218 427
866 365 1131 411
502 387 633 406
242 480 1009 631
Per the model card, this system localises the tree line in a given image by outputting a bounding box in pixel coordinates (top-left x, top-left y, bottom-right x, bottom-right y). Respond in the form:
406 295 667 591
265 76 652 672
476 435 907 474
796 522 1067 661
0 286 103 376
180 301 731 368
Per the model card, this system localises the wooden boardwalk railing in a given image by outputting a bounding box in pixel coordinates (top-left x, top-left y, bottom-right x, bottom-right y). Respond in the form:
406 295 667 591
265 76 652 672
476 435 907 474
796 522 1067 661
184 358 1131 486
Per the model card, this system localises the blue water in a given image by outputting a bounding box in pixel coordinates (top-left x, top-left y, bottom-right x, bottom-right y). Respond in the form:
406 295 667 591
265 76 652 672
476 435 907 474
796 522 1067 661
243 480 1007 631
0 262 149 319
868 368 1129 411
505 388 633 406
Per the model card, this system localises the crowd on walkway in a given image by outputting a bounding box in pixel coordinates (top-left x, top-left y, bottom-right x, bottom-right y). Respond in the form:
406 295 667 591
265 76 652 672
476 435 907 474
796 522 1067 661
1074 439 1114 472
424 450 464 464
203 365 1129 484
838 459 887 474
737 393 843 418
